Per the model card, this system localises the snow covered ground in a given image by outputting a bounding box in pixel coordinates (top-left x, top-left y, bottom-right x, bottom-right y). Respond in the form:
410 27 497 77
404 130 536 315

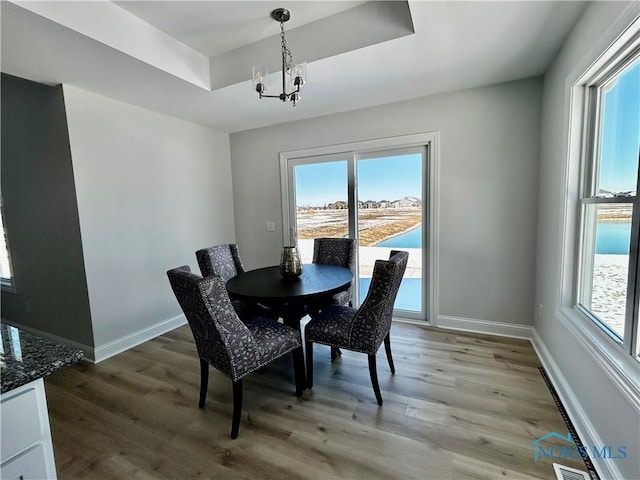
590 254 629 338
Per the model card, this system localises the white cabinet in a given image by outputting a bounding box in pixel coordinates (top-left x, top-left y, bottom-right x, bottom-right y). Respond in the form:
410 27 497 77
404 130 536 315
1 378 57 479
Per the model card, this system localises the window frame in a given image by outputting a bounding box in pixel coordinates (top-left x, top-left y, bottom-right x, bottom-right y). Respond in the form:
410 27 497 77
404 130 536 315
0 200 16 292
575 40 640 359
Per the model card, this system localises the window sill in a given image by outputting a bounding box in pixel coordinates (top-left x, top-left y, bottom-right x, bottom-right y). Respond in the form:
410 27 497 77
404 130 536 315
1 280 16 294
558 306 640 411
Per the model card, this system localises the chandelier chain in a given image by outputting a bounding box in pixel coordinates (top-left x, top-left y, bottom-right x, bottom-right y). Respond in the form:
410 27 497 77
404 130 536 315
280 21 293 72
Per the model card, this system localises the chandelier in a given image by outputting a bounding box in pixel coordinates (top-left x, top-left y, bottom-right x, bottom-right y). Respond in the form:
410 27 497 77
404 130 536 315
252 8 307 106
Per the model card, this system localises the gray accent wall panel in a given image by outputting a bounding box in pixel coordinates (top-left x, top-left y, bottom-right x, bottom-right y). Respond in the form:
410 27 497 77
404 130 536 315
1 74 94 346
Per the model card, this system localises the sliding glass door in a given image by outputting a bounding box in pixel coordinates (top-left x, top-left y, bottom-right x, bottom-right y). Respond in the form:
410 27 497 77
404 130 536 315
285 145 427 320
356 148 424 313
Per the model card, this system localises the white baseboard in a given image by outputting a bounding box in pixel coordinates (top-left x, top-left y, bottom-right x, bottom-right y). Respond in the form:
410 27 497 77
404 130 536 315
2 315 187 364
436 315 535 339
530 330 623 480
92 314 187 363
0 319 95 362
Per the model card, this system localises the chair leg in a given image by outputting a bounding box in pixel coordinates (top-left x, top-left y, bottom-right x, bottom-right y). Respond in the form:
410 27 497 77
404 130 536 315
330 346 342 362
384 333 395 374
199 359 209 408
231 379 243 439
305 340 314 390
368 354 383 406
292 346 305 397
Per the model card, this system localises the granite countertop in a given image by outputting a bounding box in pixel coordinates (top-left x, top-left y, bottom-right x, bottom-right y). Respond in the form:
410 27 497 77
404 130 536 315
0 324 84 394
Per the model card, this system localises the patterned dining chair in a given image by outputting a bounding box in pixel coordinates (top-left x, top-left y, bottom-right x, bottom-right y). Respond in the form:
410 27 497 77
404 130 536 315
312 237 357 307
312 237 357 361
304 250 408 405
167 266 305 439
196 244 244 281
196 244 277 321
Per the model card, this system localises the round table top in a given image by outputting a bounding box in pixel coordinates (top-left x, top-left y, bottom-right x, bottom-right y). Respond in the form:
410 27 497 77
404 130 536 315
226 264 353 303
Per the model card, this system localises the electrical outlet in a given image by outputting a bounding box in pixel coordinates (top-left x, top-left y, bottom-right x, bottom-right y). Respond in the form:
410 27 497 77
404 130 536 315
24 301 31 313
537 303 544 321
266 221 275 232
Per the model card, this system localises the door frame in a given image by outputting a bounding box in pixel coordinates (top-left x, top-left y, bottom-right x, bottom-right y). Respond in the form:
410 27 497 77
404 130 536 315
279 132 440 324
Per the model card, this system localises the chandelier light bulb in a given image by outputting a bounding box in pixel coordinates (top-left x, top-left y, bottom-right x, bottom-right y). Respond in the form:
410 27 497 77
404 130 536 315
292 62 306 87
252 66 267 95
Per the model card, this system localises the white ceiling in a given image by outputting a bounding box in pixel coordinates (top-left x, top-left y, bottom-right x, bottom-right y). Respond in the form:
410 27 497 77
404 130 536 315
114 1 368 57
1 1 588 133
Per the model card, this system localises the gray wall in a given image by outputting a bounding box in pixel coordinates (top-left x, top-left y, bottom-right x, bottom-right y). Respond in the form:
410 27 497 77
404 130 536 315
535 3 639 479
63 85 236 348
1 74 94 346
230 77 542 326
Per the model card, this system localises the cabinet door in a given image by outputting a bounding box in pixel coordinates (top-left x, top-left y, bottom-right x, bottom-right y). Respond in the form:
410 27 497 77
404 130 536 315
1 385 43 461
0 379 57 479
1 444 51 480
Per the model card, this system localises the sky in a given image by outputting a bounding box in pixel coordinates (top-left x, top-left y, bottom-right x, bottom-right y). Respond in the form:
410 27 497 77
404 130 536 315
294 153 422 206
599 59 639 194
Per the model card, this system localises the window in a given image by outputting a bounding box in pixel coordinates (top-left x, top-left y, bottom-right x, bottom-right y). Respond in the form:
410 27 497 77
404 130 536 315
577 47 639 359
280 132 439 323
0 200 14 290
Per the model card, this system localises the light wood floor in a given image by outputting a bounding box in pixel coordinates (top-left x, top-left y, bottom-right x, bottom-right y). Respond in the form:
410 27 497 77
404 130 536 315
45 321 587 479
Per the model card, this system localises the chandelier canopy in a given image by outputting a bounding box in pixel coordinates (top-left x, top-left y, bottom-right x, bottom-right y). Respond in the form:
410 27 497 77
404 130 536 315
252 8 307 106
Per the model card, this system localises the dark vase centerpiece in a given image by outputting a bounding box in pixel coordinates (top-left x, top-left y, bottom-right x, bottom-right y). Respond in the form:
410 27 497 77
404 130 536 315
280 246 302 278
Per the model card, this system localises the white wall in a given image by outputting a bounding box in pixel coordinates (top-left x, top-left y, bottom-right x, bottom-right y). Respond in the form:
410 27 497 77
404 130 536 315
230 77 542 328
535 3 639 480
64 86 235 354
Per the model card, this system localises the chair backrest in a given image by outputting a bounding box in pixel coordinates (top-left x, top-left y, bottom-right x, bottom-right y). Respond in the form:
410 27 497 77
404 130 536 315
166 266 261 381
313 237 357 301
196 244 245 281
349 250 409 353
312 237 356 271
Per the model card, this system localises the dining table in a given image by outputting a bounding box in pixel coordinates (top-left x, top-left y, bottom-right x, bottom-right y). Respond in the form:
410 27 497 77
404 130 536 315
226 263 353 330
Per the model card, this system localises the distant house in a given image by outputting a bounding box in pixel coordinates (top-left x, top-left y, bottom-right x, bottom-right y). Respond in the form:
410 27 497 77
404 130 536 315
361 200 378 209
378 200 391 208
392 197 421 208
328 201 347 209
